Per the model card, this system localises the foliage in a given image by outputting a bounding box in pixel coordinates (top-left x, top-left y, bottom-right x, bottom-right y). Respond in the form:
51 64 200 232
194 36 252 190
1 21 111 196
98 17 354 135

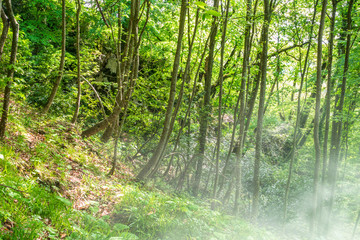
1 0 360 238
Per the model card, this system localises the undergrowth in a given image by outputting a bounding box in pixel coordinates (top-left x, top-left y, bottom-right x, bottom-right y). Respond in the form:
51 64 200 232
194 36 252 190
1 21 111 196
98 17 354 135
0 101 278 239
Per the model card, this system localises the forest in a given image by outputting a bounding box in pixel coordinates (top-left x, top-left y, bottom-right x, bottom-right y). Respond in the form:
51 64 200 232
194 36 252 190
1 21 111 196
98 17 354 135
0 0 360 239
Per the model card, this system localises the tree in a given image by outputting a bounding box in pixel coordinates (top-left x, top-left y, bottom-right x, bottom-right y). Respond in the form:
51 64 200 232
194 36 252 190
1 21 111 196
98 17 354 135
0 0 19 140
137 0 188 181
0 4 9 61
81 0 148 140
311 0 328 232
42 0 66 114
193 0 220 196
318 0 338 231
325 0 356 233
71 0 81 124
213 0 230 209
233 0 252 214
252 0 274 220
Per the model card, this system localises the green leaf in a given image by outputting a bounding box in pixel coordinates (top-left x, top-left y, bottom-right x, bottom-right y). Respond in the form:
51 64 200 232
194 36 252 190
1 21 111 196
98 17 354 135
56 196 72 206
206 9 221 17
113 223 130 232
195 1 207 9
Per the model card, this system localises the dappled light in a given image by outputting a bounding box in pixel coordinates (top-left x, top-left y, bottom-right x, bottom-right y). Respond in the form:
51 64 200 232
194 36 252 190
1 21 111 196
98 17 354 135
0 0 360 239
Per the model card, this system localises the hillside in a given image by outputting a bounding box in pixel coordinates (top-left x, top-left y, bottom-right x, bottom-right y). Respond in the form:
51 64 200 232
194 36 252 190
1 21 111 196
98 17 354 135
0 101 280 239
1 0 360 239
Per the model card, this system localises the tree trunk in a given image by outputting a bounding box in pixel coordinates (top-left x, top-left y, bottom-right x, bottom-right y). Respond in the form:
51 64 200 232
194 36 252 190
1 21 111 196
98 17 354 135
325 0 355 233
83 0 149 141
71 0 81 124
109 117 120 176
283 0 319 221
234 0 252 214
352 210 360 240
193 0 220 196
0 0 19 140
252 0 271 219
100 0 150 143
150 6 200 178
136 0 188 181
311 0 327 233
0 8 9 61
212 0 230 209
284 52 304 221
82 0 136 138
42 0 66 114
318 0 337 231
163 31 208 179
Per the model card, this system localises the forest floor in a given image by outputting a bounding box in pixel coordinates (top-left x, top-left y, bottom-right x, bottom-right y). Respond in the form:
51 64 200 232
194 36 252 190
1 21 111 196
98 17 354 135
0 101 350 239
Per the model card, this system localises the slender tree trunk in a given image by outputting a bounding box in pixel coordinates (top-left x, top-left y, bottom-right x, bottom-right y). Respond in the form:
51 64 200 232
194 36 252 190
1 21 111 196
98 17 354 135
234 0 252 214
42 0 66 114
223 176 234 205
193 0 220 196
217 95 240 196
0 8 9 61
282 0 319 162
212 0 230 209
283 0 320 221
137 0 188 181
163 31 208 178
318 0 337 231
352 210 360 240
219 52 260 200
81 0 135 138
82 0 149 140
149 6 200 178
325 0 355 233
0 0 19 140
263 75 277 114
341 97 357 180
109 117 120 176
100 0 150 143
252 0 271 219
71 0 81 124
311 0 328 233
244 65 261 137
284 52 304 221
217 27 260 197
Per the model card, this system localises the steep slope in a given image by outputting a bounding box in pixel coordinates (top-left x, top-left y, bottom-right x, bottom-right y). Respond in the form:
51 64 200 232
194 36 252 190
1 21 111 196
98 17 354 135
0 101 279 239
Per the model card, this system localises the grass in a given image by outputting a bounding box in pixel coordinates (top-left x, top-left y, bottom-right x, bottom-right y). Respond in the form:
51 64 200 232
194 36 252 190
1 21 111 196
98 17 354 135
0 101 280 239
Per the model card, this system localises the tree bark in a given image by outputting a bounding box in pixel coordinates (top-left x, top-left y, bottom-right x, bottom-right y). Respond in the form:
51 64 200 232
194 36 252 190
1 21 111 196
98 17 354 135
352 210 360 240
100 0 150 143
71 0 81 124
234 0 252 214
311 0 328 233
149 6 200 178
252 0 272 220
193 0 220 196
284 51 304 221
42 0 66 114
0 0 19 140
283 0 319 221
212 0 230 209
318 0 337 231
325 0 355 233
137 0 188 181
0 8 9 61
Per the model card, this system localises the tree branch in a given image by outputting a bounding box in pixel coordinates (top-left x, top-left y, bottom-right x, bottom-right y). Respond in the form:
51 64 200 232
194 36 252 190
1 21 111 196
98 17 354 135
95 0 110 28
